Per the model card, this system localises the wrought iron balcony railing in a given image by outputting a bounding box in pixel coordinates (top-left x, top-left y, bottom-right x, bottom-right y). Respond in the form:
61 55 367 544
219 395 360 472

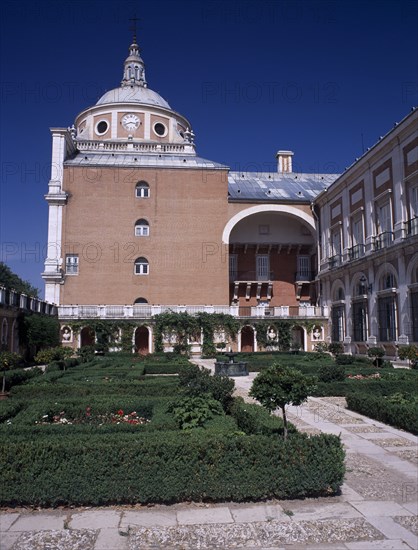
373 231 394 250
348 244 365 260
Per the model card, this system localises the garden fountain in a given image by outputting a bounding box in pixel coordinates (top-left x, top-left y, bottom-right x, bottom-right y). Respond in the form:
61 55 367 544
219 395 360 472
214 351 248 377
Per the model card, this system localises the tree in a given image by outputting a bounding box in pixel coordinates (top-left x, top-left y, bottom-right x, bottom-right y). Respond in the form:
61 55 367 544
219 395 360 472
23 315 60 353
249 363 316 440
0 262 39 297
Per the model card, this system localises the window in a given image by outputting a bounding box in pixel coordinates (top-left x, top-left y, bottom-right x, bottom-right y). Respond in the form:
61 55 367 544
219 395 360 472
229 254 237 281
259 224 270 235
256 255 270 281
349 215 365 259
375 201 393 247
329 229 342 267
135 181 150 198
352 301 368 342
411 291 418 342
153 122 167 137
331 305 345 342
134 257 149 275
297 255 311 280
407 187 418 236
134 297 148 304
378 295 397 341
65 255 79 275
380 272 396 291
95 120 109 135
135 219 149 236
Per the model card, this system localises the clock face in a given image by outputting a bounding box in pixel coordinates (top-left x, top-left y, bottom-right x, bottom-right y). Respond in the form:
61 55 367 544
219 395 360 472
122 114 140 131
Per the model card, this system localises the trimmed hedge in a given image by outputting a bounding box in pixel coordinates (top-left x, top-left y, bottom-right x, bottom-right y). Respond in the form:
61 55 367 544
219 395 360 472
0 431 345 506
346 393 418 435
230 398 297 436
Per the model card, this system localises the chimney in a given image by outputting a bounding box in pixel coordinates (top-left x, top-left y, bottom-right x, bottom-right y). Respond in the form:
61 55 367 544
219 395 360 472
276 150 294 173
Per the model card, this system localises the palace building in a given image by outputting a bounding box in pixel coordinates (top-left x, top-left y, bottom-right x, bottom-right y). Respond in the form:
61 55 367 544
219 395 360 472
42 37 418 355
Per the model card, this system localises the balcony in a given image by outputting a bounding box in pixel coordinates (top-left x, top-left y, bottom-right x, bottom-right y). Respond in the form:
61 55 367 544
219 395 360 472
405 216 418 237
374 231 394 250
348 244 365 261
58 304 329 320
295 271 313 282
328 255 342 269
231 270 274 282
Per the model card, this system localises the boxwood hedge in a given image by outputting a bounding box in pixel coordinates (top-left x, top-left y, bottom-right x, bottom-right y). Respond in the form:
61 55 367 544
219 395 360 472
0 431 344 507
346 393 418 435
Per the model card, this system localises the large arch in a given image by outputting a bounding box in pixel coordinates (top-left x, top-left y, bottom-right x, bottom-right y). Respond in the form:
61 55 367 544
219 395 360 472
222 205 316 244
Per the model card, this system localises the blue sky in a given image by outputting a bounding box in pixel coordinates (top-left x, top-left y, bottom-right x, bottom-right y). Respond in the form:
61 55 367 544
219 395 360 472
1 0 417 298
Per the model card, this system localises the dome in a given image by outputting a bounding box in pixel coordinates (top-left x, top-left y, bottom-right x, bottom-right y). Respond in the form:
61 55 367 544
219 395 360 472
97 85 171 109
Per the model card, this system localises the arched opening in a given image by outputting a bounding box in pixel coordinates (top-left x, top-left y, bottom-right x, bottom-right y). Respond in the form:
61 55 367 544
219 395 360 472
292 326 305 351
135 326 149 355
134 297 148 304
240 326 254 352
80 327 95 347
225 208 316 308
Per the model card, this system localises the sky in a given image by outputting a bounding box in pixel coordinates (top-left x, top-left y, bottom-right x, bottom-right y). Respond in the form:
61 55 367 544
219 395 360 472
0 0 417 298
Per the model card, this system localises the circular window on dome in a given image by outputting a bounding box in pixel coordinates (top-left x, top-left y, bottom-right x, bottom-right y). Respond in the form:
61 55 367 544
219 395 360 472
153 122 167 137
95 120 109 135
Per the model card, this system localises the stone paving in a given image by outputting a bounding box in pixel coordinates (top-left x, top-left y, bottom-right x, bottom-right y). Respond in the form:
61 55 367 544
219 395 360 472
1 359 417 549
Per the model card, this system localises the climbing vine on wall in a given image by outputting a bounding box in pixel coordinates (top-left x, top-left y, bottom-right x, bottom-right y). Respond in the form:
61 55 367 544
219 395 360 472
253 320 293 351
197 313 240 358
153 312 200 354
67 320 137 353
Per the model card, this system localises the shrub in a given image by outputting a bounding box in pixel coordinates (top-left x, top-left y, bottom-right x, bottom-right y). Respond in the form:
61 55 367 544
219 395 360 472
313 342 328 353
178 364 235 411
250 363 316 439
398 345 418 368
328 342 344 356
230 398 296 436
367 347 385 358
335 354 355 365
0 431 345 506
346 393 418 434
318 363 346 382
35 347 73 365
167 397 223 430
77 346 96 362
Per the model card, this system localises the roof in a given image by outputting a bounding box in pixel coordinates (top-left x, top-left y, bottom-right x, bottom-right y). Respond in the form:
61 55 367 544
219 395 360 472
96 86 171 109
64 152 228 170
228 172 340 201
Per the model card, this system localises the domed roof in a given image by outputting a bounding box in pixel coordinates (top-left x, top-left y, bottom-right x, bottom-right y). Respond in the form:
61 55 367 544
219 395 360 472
96 85 171 109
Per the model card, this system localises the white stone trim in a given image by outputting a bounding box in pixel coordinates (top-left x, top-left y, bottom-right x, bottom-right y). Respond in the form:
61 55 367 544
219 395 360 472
222 205 315 244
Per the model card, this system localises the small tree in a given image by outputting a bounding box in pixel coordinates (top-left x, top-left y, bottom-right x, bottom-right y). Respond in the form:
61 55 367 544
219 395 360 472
398 345 418 368
0 351 21 393
367 346 385 367
249 363 316 440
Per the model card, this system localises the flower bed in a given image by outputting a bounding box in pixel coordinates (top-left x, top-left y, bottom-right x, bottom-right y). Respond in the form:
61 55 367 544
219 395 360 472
36 407 150 426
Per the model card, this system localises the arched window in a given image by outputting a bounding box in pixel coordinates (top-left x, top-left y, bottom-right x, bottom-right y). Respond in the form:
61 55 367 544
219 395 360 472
1 319 8 347
135 181 149 198
333 286 345 302
135 219 149 237
134 297 148 304
134 257 149 275
380 272 397 291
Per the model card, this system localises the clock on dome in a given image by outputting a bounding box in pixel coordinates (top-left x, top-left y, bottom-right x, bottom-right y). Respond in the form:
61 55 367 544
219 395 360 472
122 113 140 131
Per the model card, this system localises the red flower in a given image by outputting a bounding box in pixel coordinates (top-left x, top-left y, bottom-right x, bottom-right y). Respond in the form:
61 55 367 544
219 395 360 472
117 409 124 416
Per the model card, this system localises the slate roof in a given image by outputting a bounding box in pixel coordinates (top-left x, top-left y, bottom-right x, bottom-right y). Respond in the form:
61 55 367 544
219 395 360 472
228 172 340 201
64 152 340 201
64 153 228 170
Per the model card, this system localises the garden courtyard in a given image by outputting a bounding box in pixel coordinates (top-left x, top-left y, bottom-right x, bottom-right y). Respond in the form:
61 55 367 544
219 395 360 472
0 351 417 549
